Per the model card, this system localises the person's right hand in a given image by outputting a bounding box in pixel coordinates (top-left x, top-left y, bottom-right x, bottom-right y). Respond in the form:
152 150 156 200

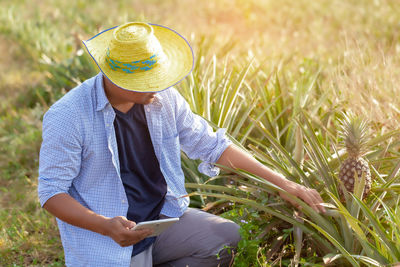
103 216 153 247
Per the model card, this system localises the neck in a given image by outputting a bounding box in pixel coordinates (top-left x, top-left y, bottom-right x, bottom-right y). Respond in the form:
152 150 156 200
102 76 135 112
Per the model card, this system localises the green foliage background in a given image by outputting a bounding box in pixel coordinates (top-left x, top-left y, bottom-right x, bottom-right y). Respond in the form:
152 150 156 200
1 0 400 266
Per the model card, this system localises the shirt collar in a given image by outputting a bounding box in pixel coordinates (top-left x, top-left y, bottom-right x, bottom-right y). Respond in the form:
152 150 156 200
95 72 109 112
152 94 163 106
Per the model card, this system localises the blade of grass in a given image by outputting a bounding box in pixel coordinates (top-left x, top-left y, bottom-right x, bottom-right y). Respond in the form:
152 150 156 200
188 190 335 253
305 218 360 267
352 195 400 261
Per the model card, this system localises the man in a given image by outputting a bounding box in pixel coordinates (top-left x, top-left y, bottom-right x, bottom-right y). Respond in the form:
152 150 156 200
38 22 325 267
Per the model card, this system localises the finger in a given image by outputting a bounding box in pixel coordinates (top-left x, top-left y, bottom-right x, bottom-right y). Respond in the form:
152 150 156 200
133 228 153 238
307 190 325 213
129 228 153 241
309 189 324 204
309 189 326 213
125 229 153 245
117 217 135 229
309 193 322 212
298 189 319 212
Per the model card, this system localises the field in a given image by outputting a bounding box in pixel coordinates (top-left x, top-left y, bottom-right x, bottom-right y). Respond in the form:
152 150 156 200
1 0 400 266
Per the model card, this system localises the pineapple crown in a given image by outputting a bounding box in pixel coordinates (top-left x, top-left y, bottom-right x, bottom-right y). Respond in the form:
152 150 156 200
338 112 370 158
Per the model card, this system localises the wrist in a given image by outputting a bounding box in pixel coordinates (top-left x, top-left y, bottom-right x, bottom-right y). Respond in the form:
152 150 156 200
96 216 112 236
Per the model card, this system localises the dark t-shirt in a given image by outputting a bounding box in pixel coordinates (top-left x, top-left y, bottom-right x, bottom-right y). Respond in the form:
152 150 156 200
113 104 167 256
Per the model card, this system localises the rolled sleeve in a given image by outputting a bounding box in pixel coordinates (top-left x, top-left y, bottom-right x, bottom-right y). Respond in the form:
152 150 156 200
38 104 82 207
197 128 231 176
173 89 232 176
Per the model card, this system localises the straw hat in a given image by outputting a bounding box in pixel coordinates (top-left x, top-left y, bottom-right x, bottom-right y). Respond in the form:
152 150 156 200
83 22 194 92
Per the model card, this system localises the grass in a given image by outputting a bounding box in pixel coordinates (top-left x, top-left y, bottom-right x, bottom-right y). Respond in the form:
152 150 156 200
1 0 400 266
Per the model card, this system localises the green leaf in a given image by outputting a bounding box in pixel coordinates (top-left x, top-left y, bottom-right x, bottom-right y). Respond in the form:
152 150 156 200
306 218 360 267
352 195 400 261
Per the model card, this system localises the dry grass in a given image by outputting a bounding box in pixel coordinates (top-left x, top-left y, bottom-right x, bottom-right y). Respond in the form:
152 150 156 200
3 0 398 127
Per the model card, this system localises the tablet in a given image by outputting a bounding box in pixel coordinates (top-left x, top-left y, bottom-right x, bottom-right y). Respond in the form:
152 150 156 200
131 217 179 237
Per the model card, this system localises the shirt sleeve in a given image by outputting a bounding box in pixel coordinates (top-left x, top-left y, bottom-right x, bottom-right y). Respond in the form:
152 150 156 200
172 89 232 176
38 104 83 207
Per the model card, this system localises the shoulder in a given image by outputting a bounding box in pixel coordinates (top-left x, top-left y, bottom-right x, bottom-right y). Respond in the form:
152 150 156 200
46 76 97 115
157 87 188 110
43 76 97 129
158 86 180 100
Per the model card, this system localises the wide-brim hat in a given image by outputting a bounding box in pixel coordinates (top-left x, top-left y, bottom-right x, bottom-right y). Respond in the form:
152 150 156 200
83 22 194 92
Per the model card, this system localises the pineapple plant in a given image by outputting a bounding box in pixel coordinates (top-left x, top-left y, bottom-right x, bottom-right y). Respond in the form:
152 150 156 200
338 113 372 199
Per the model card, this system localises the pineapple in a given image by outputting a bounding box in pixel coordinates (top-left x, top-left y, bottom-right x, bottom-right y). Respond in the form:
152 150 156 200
338 113 372 198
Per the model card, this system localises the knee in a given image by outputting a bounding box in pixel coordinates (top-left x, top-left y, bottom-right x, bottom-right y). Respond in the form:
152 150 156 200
214 221 241 266
229 221 241 247
218 220 241 248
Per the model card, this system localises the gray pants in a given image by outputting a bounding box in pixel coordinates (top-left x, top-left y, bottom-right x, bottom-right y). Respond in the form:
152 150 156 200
130 208 241 267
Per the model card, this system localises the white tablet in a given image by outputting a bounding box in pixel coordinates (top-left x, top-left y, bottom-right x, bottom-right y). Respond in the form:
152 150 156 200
131 217 179 237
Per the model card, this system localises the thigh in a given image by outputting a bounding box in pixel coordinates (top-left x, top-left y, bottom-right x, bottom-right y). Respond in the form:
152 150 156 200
152 208 240 265
130 244 153 267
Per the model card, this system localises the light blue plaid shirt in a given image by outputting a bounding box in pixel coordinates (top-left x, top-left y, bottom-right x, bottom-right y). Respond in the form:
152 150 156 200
38 73 231 267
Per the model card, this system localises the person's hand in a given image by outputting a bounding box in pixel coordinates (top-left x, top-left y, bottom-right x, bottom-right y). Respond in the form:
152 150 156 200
279 182 326 213
103 216 153 247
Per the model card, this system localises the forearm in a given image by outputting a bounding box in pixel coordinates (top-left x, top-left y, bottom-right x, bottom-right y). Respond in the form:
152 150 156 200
216 144 297 190
43 193 109 236
43 193 152 246
217 144 326 213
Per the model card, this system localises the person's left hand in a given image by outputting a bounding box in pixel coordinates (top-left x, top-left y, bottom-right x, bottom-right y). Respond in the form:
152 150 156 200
279 182 326 213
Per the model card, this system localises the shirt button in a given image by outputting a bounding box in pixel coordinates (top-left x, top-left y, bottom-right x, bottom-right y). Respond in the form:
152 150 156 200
146 108 150 112
122 199 126 204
